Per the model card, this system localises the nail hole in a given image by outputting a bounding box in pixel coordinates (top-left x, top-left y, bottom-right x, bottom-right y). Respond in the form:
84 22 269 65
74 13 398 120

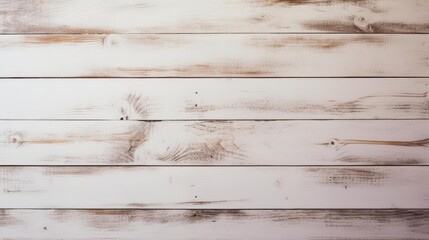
43 227 47 230
194 104 198 107
120 117 124 120
194 195 198 198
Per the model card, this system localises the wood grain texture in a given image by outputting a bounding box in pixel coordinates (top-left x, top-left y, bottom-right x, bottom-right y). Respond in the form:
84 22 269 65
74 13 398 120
0 34 428 77
1 120 428 165
0 209 428 239
0 166 427 208
0 78 428 120
1 0 429 33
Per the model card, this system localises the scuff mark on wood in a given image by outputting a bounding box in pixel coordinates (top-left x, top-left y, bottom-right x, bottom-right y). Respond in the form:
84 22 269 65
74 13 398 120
307 168 388 187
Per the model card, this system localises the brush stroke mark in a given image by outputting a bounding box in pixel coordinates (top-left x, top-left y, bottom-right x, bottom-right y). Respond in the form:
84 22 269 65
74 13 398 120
307 168 388 187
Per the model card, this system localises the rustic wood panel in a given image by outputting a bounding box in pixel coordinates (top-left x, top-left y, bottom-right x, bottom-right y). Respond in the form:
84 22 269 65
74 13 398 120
0 167 427 208
1 34 428 77
1 120 428 166
0 209 428 239
1 0 429 34
1 78 428 120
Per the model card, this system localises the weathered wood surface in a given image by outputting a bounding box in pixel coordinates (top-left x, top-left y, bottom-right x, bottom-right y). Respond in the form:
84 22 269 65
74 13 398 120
1 35 428 77
0 209 428 239
1 0 429 34
1 78 428 120
1 120 428 165
0 167 427 208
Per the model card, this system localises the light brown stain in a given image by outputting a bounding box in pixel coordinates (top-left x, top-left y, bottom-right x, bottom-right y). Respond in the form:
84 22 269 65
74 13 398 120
23 35 102 45
43 167 105 176
307 168 388 187
91 63 274 77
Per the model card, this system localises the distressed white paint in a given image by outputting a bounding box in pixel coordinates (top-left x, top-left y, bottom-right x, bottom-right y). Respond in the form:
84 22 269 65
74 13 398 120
1 0 428 33
0 167 428 208
0 35 428 77
0 78 427 120
0 120 428 165
0 210 427 239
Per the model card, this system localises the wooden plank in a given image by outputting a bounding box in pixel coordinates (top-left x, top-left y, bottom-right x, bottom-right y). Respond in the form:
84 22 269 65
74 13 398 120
0 167 427 208
1 120 428 166
0 209 427 239
1 0 429 33
0 78 428 120
0 34 428 77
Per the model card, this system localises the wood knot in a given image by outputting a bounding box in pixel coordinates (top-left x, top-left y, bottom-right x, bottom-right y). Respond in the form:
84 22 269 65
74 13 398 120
353 16 373 33
103 35 119 46
8 133 24 147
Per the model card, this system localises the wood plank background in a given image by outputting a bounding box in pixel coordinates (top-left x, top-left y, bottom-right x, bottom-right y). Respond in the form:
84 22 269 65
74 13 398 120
0 0 428 239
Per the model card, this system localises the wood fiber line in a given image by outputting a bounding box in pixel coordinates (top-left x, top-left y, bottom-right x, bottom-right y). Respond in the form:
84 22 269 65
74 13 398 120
1 0 429 33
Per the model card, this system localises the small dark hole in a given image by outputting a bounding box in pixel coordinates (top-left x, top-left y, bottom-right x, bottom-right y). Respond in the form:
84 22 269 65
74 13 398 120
195 195 198 198
330 141 335 145
195 104 198 107
120 117 124 120
43 227 47 230
195 92 198 94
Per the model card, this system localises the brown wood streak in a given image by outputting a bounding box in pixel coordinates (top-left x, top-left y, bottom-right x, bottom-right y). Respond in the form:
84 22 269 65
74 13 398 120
249 35 387 49
324 138 429 150
306 168 388 187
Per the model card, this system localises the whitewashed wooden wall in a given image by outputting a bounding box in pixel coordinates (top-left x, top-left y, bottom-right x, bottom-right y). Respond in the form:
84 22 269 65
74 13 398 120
0 0 428 239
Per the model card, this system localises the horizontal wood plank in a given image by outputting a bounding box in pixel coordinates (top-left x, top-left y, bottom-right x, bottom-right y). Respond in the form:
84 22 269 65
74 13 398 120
0 78 428 120
1 120 428 165
1 0 429 33
0 35 428 77
0 209 428 239
0 167 427 208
